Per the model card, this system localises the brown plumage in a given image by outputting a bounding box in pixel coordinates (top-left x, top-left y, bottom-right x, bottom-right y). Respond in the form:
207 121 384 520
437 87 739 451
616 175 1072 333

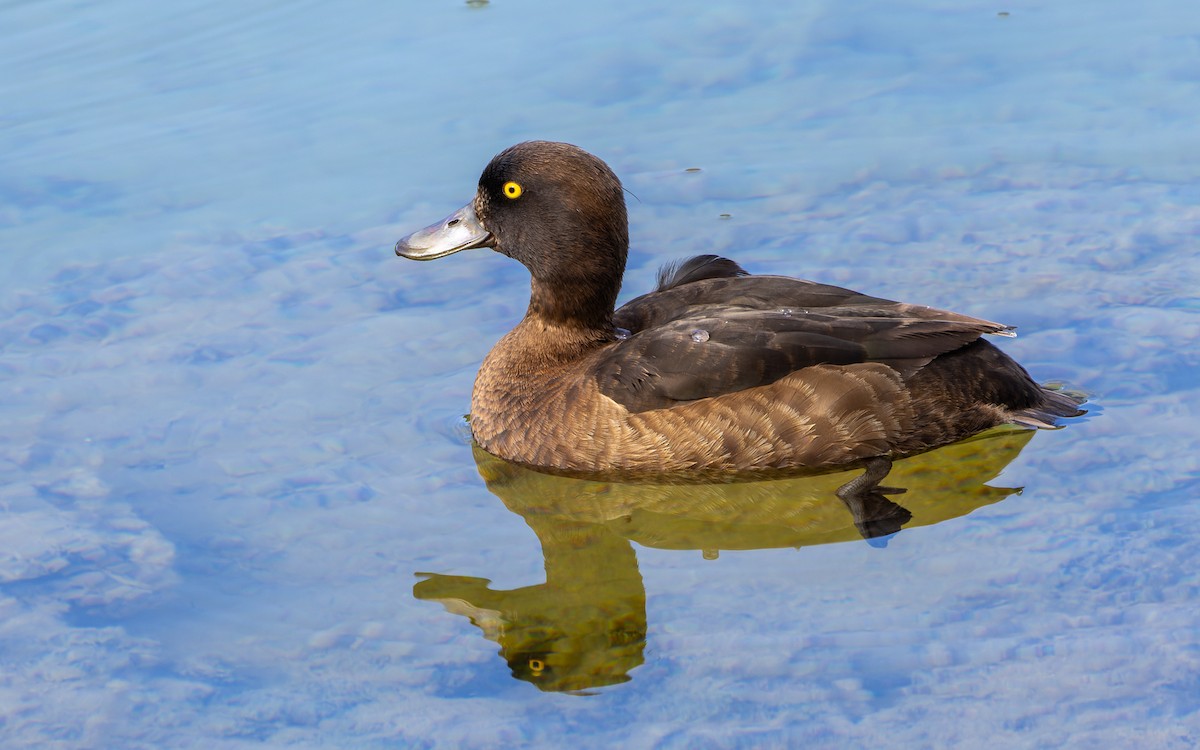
395 141 1084 475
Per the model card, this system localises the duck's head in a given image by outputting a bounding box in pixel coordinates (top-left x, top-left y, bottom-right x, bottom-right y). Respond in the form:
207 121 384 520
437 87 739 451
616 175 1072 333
396 141 629 327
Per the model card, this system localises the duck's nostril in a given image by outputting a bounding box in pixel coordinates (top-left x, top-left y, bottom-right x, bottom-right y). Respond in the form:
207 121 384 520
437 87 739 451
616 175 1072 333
446 218 461 227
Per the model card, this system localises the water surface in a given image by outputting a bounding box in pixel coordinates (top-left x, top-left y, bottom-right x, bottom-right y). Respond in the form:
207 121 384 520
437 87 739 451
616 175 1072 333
2 1 1199 747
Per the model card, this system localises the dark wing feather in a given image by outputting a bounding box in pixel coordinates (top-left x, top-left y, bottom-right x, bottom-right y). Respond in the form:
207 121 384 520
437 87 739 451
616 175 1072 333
598 256 1013 413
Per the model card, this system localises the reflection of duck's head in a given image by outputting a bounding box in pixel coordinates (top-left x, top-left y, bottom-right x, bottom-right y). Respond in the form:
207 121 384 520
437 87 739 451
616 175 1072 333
414 517 647 694
413 574 645 693
500 612 645 693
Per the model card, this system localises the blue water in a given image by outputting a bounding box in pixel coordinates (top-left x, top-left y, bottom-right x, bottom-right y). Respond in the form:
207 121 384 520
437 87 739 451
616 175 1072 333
3 0 1199 747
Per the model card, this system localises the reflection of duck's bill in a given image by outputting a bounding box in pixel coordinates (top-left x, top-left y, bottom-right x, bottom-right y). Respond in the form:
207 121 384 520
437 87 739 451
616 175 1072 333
395 201 493 260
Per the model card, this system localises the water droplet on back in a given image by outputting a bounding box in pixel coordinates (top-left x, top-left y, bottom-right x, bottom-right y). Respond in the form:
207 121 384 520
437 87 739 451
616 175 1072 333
690 329 710 343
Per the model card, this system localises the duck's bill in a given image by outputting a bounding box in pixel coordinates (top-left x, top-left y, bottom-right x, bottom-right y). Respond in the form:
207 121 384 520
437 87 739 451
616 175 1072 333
395 202 493 260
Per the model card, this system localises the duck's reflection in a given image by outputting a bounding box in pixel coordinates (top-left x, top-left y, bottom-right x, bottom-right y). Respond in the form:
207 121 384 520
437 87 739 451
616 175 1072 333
414 428 1034 693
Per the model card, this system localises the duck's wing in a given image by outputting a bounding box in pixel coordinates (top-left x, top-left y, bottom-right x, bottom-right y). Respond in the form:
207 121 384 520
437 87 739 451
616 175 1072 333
598 258 1012 413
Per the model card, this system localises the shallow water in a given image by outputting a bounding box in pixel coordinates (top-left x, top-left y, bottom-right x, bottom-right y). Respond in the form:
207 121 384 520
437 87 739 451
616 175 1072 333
2 0 1199 747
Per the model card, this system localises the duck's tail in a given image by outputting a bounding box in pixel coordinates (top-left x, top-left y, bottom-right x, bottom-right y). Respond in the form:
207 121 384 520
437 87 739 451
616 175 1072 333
1011 386 1088 429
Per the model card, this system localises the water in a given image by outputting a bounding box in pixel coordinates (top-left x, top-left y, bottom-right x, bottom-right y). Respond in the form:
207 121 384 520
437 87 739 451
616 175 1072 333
2 0 1199 747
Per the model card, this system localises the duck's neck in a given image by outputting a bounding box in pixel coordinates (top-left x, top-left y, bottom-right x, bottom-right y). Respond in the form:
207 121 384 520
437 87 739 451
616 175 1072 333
498 307 613 370
527 273 618 333
482 255 624 373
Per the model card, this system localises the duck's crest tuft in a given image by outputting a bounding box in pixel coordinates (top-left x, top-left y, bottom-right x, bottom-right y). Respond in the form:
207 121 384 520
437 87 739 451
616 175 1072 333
655 255 749 292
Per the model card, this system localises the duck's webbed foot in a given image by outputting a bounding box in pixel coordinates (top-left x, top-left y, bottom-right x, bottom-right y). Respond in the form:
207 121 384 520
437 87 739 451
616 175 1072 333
836 457 912 545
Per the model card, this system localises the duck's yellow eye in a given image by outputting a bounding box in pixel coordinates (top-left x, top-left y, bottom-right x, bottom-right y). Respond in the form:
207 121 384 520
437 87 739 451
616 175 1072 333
503 181 523 199
528 658 544 674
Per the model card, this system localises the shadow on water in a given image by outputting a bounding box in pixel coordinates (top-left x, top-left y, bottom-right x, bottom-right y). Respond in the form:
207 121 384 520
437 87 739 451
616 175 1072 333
414 428 1035 693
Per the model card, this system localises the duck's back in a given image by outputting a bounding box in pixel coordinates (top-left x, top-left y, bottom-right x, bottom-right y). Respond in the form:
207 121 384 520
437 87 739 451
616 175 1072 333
598 255 1015 413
